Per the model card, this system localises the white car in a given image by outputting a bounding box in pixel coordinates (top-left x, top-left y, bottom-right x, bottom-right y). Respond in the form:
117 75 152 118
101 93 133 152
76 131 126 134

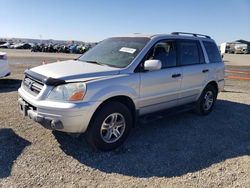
0 52 10 78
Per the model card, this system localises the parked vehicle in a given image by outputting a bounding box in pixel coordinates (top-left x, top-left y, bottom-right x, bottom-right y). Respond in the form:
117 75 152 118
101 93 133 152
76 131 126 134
0 42 11 49
242 48 248 54
10 43 32 49
235 46 248 54
0 41 6 45
220 42 238 54
31 43 42 52
0 52 10 78
18 32 224 151
31 43 88 54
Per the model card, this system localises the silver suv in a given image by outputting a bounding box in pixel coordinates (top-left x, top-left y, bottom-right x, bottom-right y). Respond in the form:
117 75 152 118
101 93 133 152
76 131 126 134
18 32 225 151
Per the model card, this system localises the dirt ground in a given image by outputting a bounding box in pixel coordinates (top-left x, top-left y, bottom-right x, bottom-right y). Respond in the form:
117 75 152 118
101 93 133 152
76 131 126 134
0 50 250 187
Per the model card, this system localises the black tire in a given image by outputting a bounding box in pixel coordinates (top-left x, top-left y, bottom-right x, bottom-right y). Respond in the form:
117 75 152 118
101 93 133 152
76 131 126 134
195 84 217 115
85 101 133 151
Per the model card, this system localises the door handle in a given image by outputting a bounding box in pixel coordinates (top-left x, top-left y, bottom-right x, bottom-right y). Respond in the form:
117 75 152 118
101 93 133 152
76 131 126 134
172 73 181 78
202 69 209 73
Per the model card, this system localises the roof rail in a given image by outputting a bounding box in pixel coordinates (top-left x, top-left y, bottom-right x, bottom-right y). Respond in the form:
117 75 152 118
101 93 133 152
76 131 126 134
171 32 211 39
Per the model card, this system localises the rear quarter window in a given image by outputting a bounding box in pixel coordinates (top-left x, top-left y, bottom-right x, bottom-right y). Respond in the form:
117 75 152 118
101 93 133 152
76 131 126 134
203 41 221 63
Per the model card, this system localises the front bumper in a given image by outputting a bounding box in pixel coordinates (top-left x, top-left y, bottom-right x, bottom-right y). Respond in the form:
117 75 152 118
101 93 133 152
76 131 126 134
18 88 100 133
18 98 64 130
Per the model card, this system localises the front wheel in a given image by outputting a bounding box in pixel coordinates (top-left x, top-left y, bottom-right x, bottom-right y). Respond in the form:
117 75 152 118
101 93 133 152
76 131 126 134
195 85 217 115
85 101 133 151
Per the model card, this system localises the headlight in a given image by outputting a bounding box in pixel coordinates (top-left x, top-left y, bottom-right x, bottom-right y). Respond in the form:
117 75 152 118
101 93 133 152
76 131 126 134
47 83 86 102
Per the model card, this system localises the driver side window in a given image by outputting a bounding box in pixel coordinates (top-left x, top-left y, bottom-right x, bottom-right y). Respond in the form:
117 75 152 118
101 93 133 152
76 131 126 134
147 41 177 68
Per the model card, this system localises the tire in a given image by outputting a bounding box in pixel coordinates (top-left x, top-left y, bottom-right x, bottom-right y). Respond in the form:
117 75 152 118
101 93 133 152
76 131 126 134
85 101 133 151
195 84 217 115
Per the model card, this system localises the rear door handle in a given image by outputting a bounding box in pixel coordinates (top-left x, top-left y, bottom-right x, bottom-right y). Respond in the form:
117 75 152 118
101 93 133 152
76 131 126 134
172 73 181 78
202 69 209 73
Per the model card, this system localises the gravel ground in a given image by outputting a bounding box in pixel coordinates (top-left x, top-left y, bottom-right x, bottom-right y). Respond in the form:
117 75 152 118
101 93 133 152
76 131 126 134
223 54 250 67
0 51 250 187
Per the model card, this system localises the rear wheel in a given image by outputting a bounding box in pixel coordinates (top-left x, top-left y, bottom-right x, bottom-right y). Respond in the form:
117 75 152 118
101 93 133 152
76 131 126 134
195 84 217 115
85 101 133 151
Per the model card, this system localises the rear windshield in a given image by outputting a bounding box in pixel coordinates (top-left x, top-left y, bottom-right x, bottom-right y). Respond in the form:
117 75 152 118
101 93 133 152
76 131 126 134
79 37 150 68
203 41 221 63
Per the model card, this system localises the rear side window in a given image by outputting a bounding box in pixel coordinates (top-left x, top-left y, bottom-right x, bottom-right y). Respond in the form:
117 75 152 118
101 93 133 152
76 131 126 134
203 41 221 63
178 40 204 66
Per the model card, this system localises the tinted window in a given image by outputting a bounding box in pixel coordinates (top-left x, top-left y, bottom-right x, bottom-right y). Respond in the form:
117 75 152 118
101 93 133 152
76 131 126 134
203 41 221 63
179 41 200 65
147 41 177 68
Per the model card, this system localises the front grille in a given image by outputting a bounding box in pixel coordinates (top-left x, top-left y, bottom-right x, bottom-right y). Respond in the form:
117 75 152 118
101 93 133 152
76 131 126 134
22 75 44 96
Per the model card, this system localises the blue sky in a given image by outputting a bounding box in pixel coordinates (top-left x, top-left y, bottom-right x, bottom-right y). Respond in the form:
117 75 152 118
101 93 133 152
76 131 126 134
1 0 250 44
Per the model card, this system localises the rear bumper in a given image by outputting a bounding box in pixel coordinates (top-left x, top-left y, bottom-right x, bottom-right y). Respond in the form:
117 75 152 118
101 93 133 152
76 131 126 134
18 88 101 133
0 59 10 78
0 69 10 78
218 79 225 92
4 72 11 77
0 72 11 78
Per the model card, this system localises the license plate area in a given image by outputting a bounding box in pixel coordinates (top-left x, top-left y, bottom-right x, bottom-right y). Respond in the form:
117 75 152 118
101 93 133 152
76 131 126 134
18 98 32 117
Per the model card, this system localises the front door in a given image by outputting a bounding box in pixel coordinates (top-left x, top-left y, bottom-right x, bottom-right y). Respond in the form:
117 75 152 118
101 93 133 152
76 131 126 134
139 40 182 115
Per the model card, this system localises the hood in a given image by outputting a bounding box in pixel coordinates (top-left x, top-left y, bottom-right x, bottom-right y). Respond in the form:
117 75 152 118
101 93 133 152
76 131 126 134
30 60 120 81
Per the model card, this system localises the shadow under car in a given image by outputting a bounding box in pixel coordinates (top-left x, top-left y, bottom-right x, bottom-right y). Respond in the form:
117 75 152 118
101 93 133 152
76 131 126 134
53 99 250 178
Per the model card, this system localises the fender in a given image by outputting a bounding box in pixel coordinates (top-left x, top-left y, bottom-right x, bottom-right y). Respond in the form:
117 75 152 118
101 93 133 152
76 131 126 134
84 74 140 109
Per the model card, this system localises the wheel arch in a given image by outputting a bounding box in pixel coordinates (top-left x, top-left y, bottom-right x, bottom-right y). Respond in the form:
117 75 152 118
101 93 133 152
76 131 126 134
198 80 219 101
88 95 138 130
206 81 218 96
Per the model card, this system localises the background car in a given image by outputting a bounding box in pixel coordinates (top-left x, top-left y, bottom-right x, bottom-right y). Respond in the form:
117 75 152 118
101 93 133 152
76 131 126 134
0 42 12 49
0 52 10 78
0 39 96 54
9 43 32 49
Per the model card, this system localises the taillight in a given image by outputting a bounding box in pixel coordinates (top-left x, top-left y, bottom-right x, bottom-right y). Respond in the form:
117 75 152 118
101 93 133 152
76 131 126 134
0 54 7 60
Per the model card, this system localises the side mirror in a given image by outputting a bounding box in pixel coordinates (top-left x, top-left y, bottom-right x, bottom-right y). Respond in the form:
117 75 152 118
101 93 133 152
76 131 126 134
144 60 162 71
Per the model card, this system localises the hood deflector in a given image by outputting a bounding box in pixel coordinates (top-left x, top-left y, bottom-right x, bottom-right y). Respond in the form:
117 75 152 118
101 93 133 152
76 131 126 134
24 69 66 86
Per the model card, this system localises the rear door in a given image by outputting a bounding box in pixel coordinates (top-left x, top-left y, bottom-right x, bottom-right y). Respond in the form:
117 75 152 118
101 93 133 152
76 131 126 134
177 39 209 105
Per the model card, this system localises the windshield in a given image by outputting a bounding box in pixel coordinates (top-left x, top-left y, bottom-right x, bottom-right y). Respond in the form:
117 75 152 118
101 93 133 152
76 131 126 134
79 37 150 68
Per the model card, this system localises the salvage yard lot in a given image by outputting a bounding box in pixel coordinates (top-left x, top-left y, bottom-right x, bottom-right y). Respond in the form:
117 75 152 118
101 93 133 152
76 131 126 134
0 50 250 187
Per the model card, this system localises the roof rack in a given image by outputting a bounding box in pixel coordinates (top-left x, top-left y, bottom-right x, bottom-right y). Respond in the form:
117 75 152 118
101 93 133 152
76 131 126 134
171 32 211 39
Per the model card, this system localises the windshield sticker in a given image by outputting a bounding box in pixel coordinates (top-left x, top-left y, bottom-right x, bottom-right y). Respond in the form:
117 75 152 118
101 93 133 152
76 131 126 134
119 47 136 54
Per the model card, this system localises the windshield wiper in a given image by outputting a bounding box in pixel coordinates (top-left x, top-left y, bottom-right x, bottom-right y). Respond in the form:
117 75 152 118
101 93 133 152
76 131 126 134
78 59 121 68
85 60 103 65
79 59 107 66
